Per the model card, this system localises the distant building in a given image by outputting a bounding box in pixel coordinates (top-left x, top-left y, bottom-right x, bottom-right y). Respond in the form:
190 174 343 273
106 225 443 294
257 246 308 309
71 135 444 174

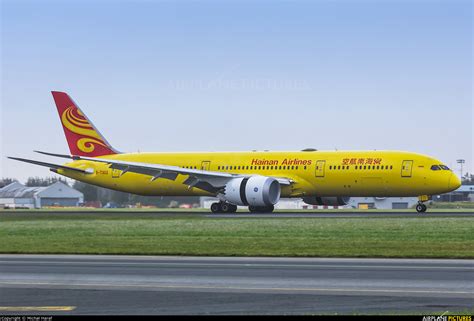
432 185 474 202
0 181 84 209
348 197 418 209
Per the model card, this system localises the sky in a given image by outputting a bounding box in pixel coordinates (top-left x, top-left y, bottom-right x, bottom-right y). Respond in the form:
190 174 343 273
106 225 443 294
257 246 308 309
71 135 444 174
1 0 472 183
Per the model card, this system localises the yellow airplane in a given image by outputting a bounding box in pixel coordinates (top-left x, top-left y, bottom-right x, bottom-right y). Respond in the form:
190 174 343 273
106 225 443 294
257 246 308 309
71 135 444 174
9 91 461 213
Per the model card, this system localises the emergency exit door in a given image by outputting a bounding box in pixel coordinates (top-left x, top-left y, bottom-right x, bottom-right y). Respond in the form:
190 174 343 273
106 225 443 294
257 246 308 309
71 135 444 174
315 160 326 177
201 161 211 171
401 160 413 177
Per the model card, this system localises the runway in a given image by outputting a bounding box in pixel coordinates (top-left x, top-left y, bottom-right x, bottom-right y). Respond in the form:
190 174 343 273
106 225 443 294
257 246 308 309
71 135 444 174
0 255 472 315
4 210 473 218
206 211 474 218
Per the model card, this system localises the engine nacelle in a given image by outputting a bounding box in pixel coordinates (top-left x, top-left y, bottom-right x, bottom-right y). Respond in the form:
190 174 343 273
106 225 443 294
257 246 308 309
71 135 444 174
220 176 281 207
302 196 350 206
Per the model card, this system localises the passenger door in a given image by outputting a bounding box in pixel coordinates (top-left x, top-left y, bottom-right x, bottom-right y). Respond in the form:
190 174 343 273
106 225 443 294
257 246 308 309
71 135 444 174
315 160 326 177
401 160 413 177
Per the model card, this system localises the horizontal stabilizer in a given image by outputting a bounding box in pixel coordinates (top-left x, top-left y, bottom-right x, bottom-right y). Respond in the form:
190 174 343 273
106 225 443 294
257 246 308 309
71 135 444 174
34 150 76 160
8 157 89 174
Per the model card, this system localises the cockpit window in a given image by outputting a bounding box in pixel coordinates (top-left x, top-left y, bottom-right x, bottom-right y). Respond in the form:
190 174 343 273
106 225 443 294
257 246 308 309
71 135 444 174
440 165 450 170
430 165 441 171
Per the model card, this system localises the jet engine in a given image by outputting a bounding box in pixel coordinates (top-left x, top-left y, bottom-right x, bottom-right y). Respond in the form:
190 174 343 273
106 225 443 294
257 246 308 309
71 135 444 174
221 176 281 206
302 196 350 206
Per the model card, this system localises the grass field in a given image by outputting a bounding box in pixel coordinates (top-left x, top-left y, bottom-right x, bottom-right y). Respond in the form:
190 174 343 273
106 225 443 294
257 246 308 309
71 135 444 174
0 212 473 258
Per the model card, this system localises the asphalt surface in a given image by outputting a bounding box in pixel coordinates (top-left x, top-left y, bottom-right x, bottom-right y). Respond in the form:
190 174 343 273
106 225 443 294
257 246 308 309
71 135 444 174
0 255 472 315
3 210 473 218
206 211 474 218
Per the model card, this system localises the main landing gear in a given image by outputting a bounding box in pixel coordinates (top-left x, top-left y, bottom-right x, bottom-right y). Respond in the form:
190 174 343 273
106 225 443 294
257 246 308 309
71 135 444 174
248 205 274 213
210 201 237 213
210 202 275 213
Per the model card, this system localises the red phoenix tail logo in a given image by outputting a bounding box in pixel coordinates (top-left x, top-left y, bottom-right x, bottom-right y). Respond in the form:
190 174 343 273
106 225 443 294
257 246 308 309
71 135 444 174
61 106 108 153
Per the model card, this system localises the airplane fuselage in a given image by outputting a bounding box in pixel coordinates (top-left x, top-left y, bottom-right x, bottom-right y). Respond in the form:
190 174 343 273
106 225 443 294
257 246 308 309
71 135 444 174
58 150 459 198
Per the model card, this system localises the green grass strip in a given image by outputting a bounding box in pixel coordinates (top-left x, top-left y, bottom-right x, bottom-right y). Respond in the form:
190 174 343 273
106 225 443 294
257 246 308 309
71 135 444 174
0 213 473 258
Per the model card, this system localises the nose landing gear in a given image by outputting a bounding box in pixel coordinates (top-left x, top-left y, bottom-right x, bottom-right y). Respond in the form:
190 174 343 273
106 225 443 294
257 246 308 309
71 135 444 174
416 202 427 213
416 195 429 213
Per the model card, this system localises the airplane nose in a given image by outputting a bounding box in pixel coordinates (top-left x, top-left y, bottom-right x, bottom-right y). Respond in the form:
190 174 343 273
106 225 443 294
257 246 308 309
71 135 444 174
448 173 461 191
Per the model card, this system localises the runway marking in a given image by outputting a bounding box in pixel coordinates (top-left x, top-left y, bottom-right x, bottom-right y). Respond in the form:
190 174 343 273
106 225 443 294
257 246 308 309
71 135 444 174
1 260 472 270
0 306 76 312
0 281 472 296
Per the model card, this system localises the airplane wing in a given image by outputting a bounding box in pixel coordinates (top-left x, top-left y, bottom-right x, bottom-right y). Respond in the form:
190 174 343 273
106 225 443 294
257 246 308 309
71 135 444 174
32 151 292 193
7 156 92 174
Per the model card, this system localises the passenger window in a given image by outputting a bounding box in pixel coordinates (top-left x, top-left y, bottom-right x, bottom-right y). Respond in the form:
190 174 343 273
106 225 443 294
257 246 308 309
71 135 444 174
303 166 306 170
431 165 441 171
296 166 299 170
338 166 341 170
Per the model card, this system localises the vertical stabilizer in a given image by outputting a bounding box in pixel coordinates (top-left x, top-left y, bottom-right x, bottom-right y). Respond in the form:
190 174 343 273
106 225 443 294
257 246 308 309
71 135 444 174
51 91 118 157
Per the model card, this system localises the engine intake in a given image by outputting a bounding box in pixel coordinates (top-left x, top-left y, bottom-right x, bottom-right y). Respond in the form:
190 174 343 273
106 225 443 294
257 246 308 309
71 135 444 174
221 176 281 206
302 196 350 206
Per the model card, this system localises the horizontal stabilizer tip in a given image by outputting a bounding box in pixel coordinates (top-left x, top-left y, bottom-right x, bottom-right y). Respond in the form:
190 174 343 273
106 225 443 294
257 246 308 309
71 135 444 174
8 156 89 174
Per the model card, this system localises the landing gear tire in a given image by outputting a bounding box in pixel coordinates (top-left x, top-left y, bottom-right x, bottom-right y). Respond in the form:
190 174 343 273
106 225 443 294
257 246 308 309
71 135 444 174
264 205 274 213
416 203 427 213
217 202 237 214
220 203 230 212
227 204 238 213
248 205 274 213
210 202 221 213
